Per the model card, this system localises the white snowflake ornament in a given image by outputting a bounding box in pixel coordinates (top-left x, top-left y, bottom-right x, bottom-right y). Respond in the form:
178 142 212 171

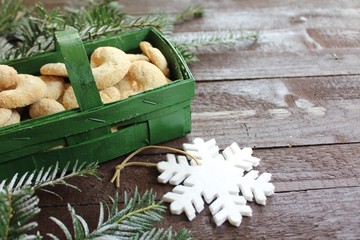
157 138 275 227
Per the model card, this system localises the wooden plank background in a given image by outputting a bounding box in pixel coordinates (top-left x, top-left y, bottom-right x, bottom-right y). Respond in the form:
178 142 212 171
21 0 360 239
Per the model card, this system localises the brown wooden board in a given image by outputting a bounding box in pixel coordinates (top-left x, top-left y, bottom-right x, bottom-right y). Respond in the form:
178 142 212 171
120 0 360 15
189 49 360 80
34 143 360 204
190 76 360 148
14 0 360 239
34 187 360 239
33 143 360 237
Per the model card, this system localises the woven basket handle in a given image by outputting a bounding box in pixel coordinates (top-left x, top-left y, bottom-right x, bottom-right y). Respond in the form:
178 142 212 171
55 27 103 111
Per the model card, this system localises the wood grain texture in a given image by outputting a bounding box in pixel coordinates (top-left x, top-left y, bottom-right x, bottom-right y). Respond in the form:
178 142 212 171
34 187 360 239
34 142 360 237
24 0 360 79
18 0 360 239
188 48 360 80
120 0 360 15
35 143 360 207
191 75 360 148
173 0 360 79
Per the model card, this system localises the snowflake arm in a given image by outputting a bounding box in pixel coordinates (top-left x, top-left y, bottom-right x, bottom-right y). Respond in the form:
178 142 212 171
157 154 205 220
162 184 204 221
238 171 275 205
210 194 252 227
182 138 220 164
222 142 260 171
157 154 193 185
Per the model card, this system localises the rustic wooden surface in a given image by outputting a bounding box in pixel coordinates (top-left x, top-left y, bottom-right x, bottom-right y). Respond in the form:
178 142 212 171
24 0 360 239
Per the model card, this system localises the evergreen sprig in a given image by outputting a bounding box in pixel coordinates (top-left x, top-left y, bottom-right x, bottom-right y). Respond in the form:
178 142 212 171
173 5 204 24
48 189 190 239
0 161 99 240
0 162 191 239
0 161 99 195
173 30 259 51
0 188 41 240
172 30 258 63
0 0 25 33
80 14 172 41
0 0 174 60
0 0 257 63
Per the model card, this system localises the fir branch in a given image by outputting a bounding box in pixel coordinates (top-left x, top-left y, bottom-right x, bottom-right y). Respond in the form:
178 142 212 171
0 161 99 239
173 30 258 51
0 0 25 33
173 5 204 25
172 30 259 63
131 227 191 240
0 0 174 60
63 0 126 28
91 189 165 237
173 43 199 64
0 188 41 240
0 0 258 64
48 188 191 240
0 161 99 195
0 162 190 239
2 3 67 60
80 14 172 41
32 3 66 31
0 37 14 60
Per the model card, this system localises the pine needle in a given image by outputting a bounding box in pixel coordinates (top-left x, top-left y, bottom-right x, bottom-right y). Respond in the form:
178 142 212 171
48 188 191 239
0 161 99 194
172 30 259 63
0 0 257 64
173 5 204 24
0 0 25 33
0 162 191 239
0 188 40 239
0 0 174 60
173 30 258 51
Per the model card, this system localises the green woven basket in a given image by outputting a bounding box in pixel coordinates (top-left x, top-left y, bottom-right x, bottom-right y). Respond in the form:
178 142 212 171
0 27 195 179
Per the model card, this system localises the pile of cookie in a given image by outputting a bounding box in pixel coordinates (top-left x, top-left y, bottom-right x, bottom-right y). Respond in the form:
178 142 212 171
0 41 171 127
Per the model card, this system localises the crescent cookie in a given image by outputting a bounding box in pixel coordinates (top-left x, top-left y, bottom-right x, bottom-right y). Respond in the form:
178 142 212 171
139 41 170 77
127 54 150 62
99 87 121 104
0 74 46 109
0 108 12 126
39 75 65 100
127 60 168 91
29 98 66 118
0 108 20 127
40 63 68 77
61 86 79 110
3 110 20 126
90 47 131 90
0 65 17 90
114 75 139 100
